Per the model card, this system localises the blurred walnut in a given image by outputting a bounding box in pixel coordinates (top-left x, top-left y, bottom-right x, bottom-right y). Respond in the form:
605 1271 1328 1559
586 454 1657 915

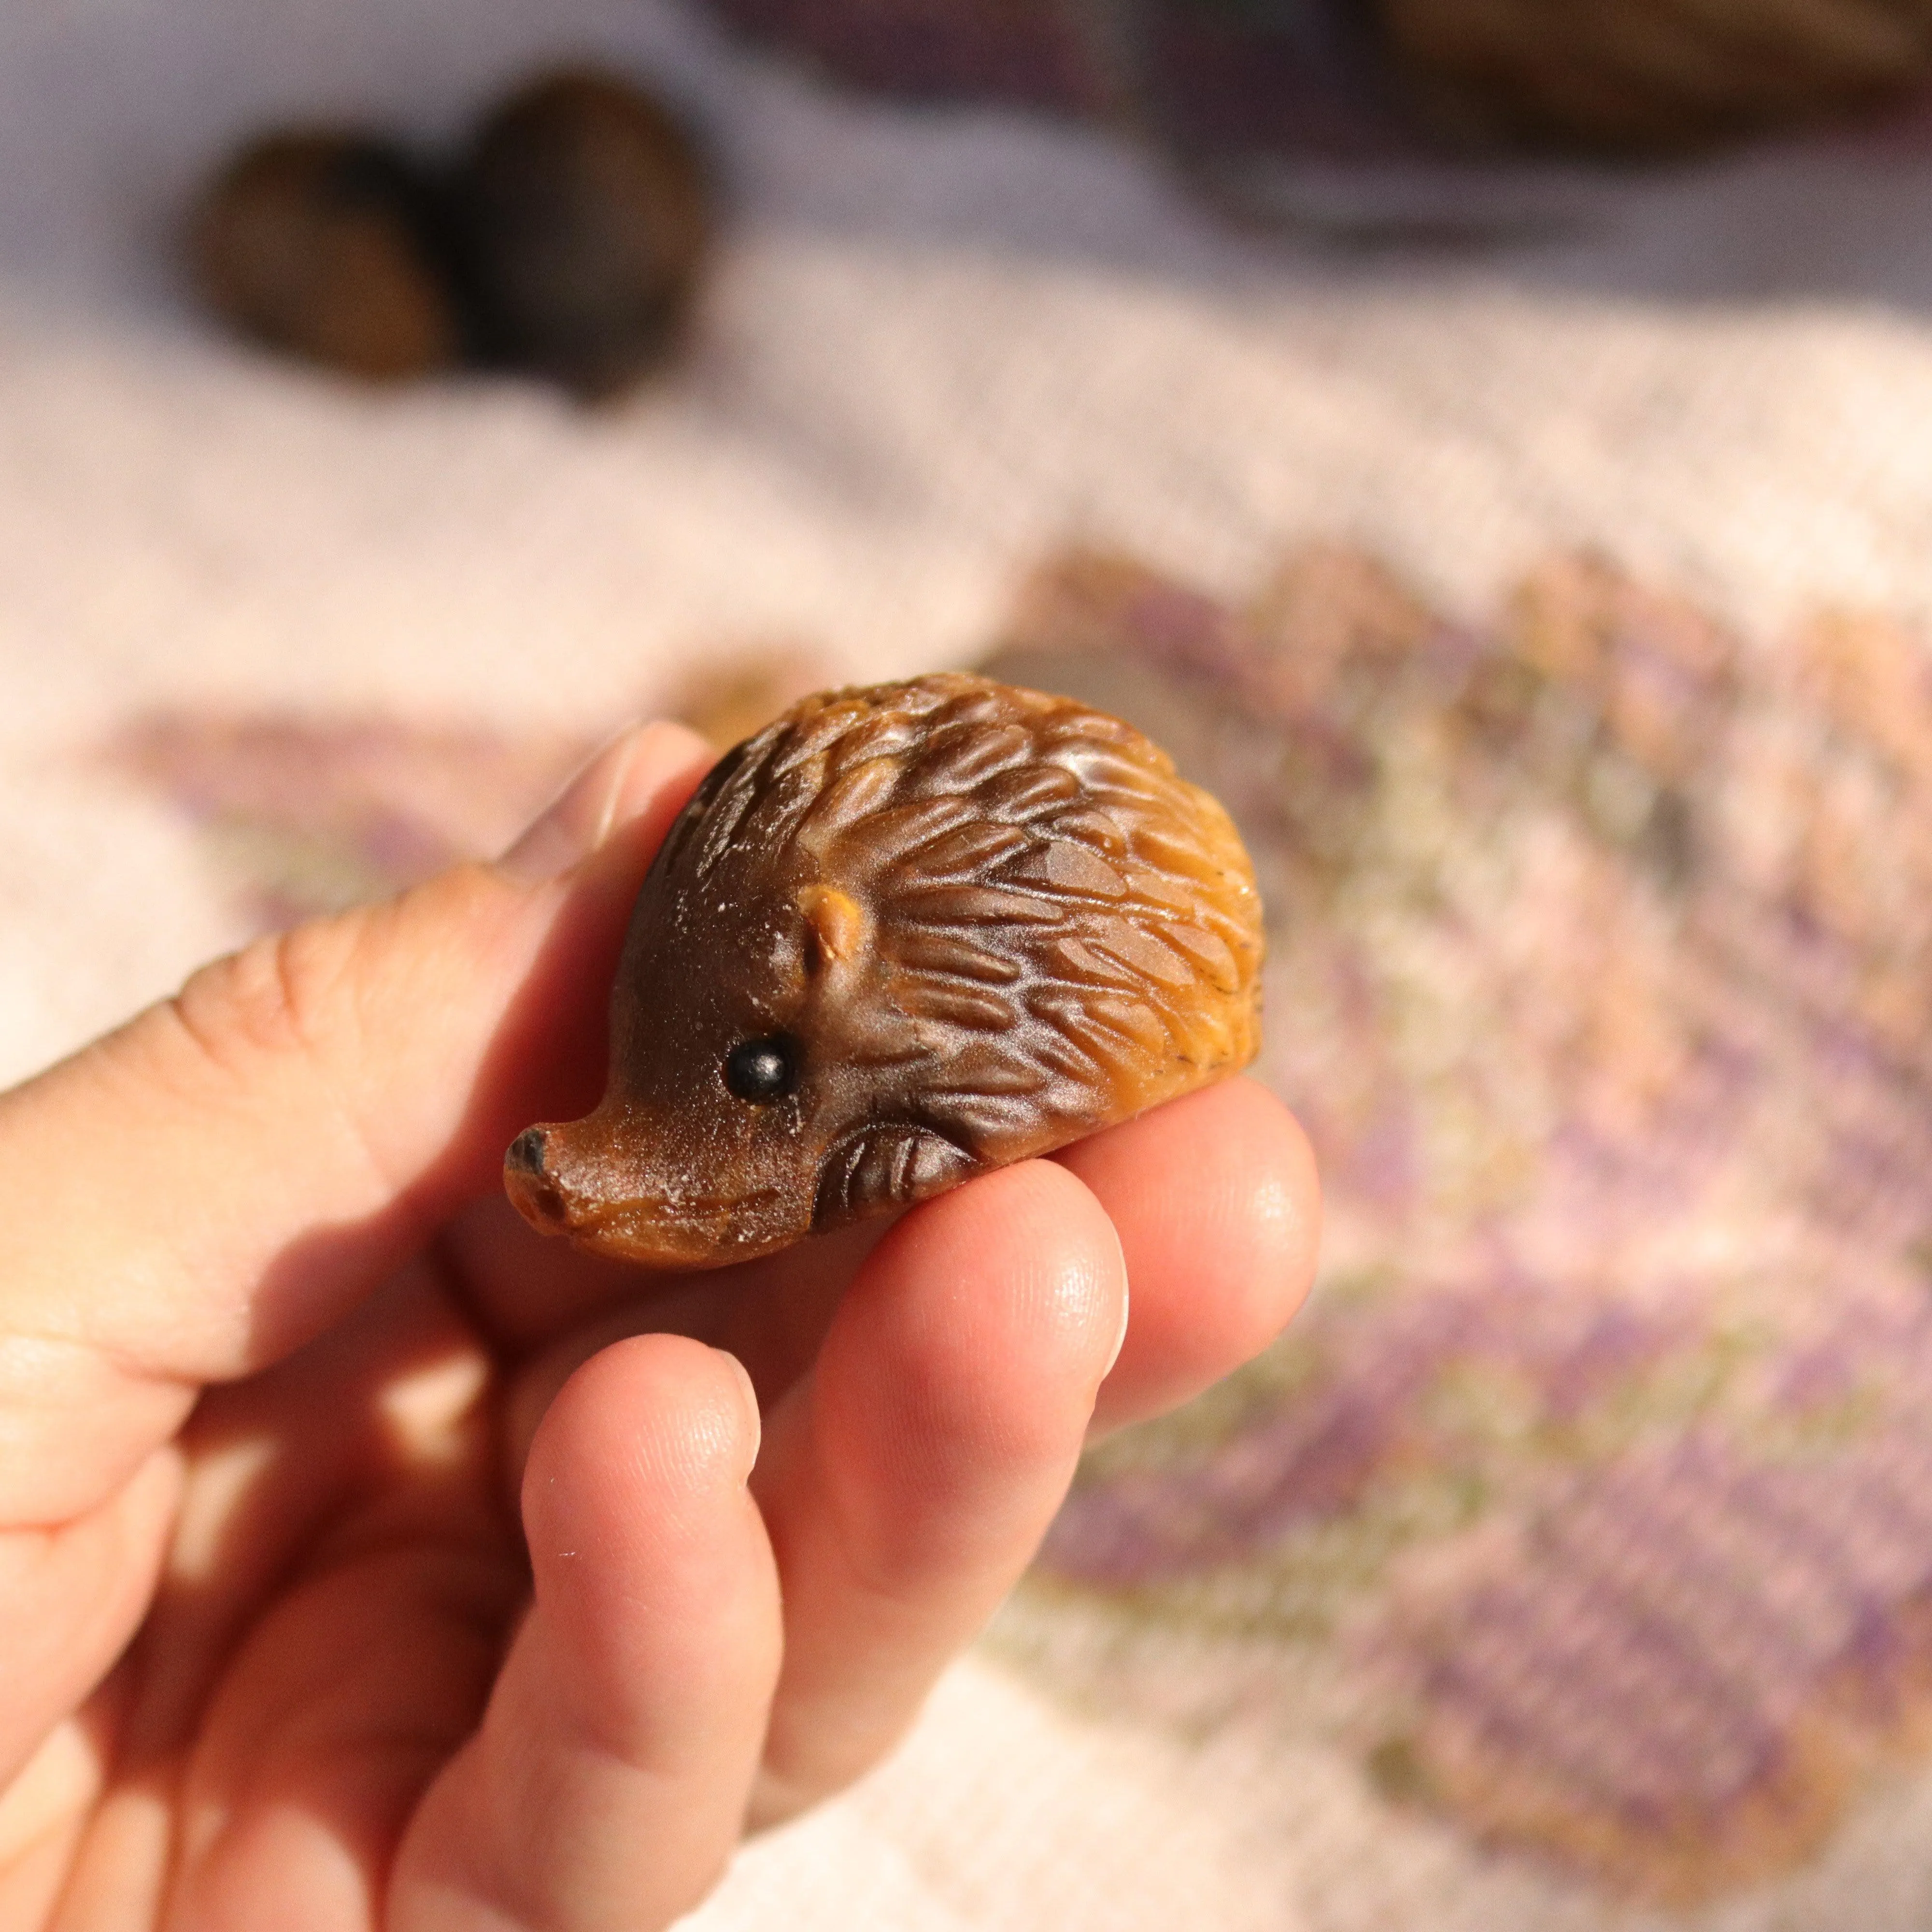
187 133 460 381
452 69 713 400
1376 0 1932 154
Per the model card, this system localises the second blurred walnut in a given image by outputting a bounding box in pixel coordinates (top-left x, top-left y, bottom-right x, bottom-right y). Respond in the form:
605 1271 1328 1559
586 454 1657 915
452 69 713 400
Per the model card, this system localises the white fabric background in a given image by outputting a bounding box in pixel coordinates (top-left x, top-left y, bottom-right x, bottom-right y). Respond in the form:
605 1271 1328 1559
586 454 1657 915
8 1 1932 1923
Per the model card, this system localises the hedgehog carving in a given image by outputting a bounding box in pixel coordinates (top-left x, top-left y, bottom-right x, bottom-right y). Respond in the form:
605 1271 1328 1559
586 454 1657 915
505 673 1264 1267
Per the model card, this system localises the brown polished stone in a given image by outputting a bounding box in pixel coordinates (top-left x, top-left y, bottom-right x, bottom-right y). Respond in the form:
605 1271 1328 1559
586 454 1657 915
506 673 1265 1267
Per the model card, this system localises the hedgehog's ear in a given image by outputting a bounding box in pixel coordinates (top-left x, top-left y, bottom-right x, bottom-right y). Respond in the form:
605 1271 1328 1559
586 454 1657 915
798 883 869 974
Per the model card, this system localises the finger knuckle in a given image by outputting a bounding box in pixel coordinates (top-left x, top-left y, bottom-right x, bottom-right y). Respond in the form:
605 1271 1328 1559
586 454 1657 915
169 917 364 1082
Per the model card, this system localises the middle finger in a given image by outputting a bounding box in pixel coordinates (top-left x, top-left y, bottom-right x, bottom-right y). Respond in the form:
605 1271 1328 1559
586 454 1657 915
741 1156 1125 1828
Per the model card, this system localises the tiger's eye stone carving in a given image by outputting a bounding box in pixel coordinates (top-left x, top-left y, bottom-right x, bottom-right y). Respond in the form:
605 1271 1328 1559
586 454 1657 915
505 673 1264 1268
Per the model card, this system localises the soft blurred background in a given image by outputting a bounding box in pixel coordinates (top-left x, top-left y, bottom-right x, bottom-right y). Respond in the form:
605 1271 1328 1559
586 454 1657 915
10 1 1932 1925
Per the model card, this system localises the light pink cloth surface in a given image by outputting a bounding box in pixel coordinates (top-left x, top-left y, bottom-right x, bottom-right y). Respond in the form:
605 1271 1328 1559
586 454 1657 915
9 3 1932 1924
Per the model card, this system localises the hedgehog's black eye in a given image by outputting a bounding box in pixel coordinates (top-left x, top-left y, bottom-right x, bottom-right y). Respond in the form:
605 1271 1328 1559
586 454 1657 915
724 1036 797 1104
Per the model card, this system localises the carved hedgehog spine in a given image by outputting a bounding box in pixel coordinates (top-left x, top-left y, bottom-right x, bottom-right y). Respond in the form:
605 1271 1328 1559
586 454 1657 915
507 673 1264 1268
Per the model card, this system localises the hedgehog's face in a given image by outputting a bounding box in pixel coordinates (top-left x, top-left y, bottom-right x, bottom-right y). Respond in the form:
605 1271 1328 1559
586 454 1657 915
504 871 963 1268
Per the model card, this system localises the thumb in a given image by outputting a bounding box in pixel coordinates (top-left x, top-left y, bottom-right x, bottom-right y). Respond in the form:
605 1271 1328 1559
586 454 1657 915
0 720 712 1518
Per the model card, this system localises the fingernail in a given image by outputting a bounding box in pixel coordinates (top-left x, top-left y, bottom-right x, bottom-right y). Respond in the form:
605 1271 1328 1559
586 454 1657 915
1098 1219 1130 1379
499 721 715 886
498 728 644 886
1103 1283 1131 1379
718 1348 763 1477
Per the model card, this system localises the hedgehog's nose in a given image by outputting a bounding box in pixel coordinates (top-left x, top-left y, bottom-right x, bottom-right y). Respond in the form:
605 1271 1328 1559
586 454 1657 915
504 1126 568 1234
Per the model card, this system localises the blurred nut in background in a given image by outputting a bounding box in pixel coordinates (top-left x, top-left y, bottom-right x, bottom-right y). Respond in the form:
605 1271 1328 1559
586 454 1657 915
1377 0 1932 155
188 132 460 380
453 68 713 400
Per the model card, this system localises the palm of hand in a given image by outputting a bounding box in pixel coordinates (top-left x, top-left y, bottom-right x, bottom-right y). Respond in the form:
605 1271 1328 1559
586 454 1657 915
0 726 1316 1931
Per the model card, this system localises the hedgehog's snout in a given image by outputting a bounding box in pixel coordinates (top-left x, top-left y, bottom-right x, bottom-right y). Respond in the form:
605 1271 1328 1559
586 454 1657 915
504 1107 791 1267
504 1124 569 1234
504 1115 634 1240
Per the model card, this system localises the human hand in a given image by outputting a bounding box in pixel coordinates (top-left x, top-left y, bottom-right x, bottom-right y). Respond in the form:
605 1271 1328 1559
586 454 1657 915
0 721 1319 1930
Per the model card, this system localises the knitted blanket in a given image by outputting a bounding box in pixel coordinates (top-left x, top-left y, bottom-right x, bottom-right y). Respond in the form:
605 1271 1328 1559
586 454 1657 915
9 0 1932 1924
